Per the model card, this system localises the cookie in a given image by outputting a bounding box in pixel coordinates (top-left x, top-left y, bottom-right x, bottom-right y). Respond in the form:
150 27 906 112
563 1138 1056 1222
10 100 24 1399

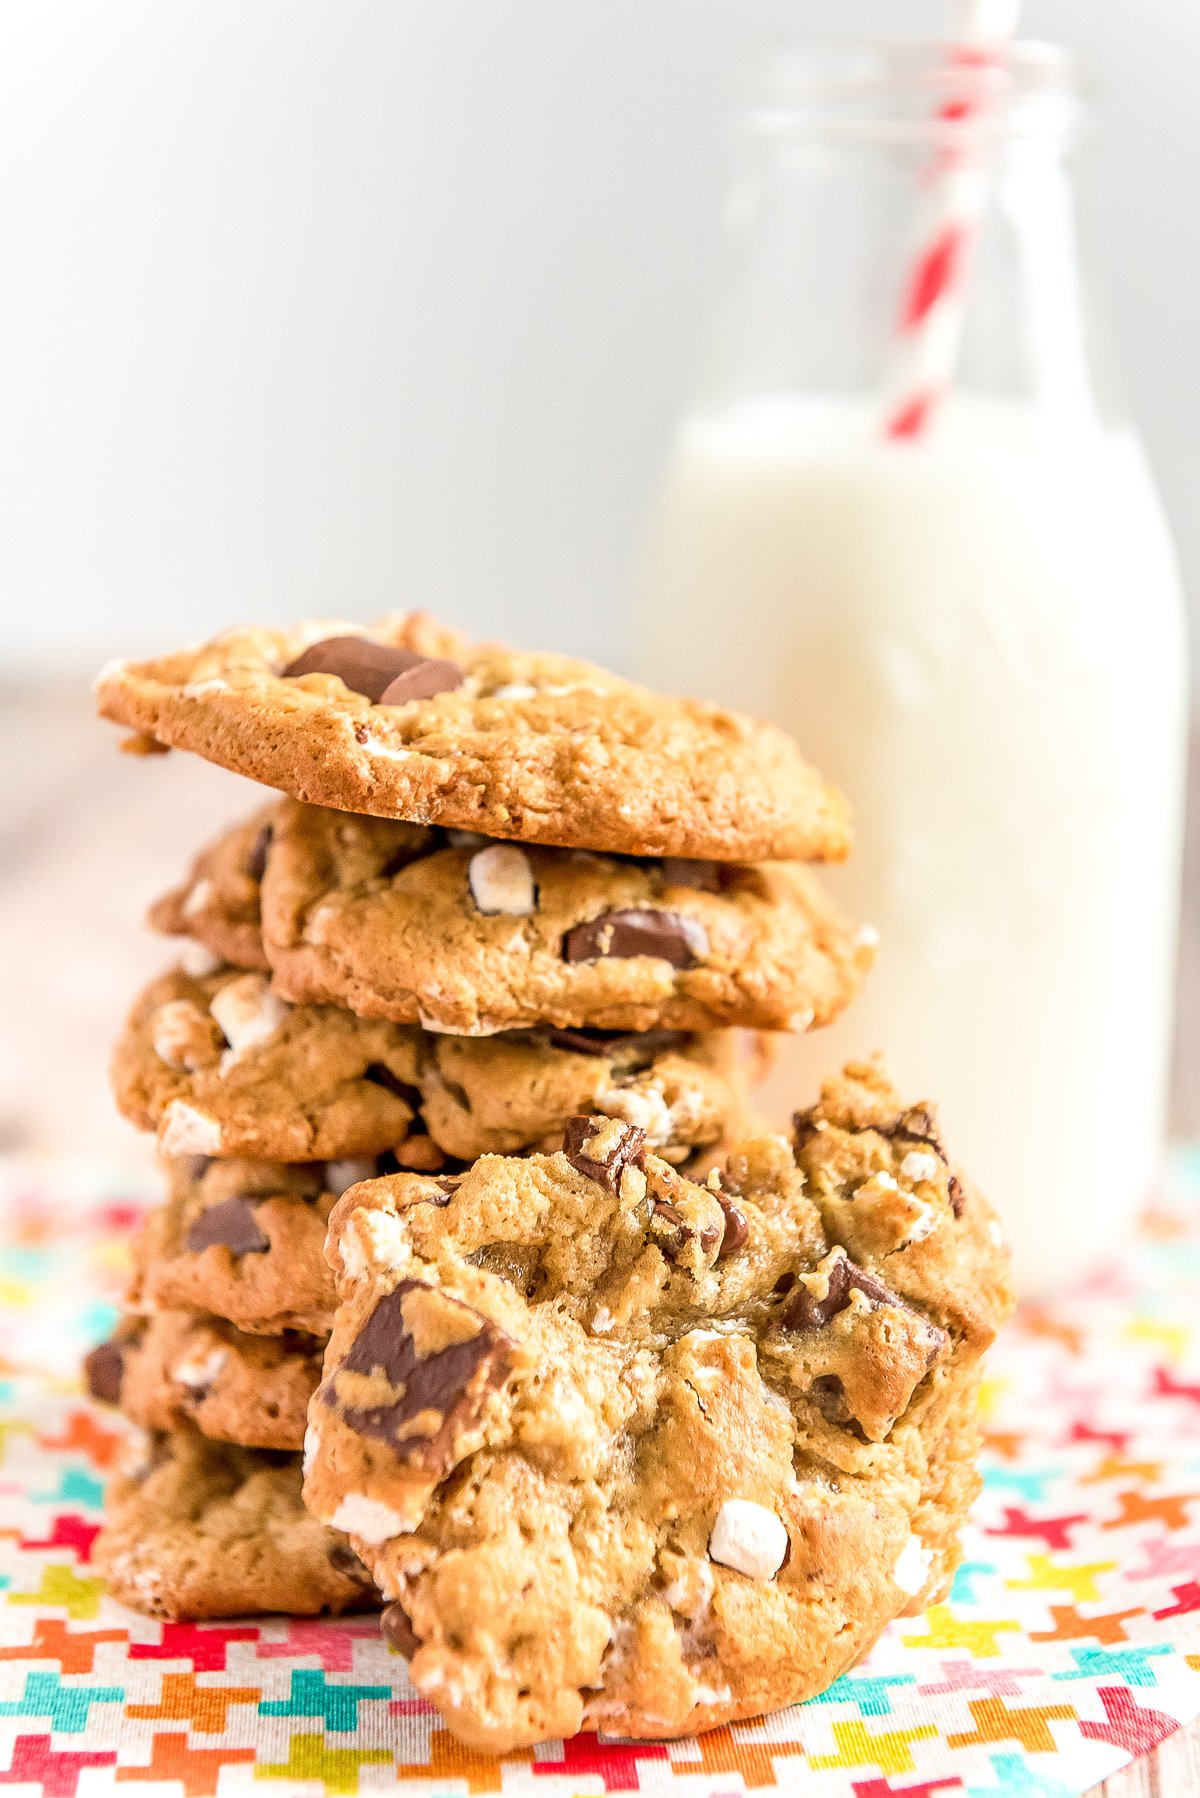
86 1313 321 1450
112 964 753 1164
94 614 852 863
147 803 274 973
94 1429 378 1620
303 1058 1012 1750
128 1159 339 1336
155 797 870 1035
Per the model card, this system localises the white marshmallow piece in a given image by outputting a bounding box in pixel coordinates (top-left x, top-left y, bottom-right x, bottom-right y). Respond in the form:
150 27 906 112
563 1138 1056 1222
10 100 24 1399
160 1101 223 1156
900 1151 940 1183
210 975 290 1056
182 877 214 919
178 940 222 978
708 1499 789 1581
892 1532 934 1596
328 1493 411 1545
172 1347 227 1391
467 844 537 916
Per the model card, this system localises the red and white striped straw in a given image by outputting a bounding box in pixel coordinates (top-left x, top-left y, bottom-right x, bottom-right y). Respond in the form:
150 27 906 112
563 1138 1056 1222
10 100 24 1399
881 0 1023 440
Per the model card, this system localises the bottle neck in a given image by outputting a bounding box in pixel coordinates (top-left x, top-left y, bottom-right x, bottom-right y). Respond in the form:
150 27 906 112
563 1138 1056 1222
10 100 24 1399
696 42 1116 435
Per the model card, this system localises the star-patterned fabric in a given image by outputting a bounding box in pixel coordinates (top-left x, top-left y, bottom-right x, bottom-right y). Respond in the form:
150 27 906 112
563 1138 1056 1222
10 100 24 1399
0 1152 1199 1797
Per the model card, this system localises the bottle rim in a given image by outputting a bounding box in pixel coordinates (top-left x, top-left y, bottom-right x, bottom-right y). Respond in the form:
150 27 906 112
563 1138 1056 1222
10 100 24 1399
747 39 1079 147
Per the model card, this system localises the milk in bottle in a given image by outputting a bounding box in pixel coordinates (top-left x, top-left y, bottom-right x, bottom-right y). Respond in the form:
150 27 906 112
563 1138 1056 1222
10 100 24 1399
635 46 1188 1295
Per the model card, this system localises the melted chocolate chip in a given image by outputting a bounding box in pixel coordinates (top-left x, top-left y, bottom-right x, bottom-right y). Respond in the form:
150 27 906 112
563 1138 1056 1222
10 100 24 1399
809 1374 869 1441
84 1339 125 1406
378 657 465 705
652 1201 721 1262
245 823 273 881
780 1253 899 1332
561 1115 647 1192
545 1027 689 1060
331 1280 517 1472
792 1109 823 1156
283 636 462 705
948 1174 966 1218
660 858 721 891
184 1197 270 1257
382 1600 420 1658
562 909 709 970
715 1191 750 1259
362 1064 421 1109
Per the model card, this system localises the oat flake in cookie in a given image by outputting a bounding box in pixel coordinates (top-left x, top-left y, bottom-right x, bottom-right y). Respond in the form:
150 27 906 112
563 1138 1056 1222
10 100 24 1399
94 613 852 863
304 1057 1012 1751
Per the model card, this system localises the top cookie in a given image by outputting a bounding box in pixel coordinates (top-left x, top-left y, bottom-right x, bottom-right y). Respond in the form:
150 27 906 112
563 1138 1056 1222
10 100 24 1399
304 1057 1012 1750
94 614 852 862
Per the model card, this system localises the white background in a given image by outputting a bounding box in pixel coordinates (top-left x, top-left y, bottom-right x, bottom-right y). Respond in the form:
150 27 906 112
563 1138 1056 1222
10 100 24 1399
2 0 1198 682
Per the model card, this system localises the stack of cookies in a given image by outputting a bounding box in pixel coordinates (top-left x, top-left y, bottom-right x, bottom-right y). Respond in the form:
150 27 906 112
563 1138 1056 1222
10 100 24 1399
87 615 1011 1744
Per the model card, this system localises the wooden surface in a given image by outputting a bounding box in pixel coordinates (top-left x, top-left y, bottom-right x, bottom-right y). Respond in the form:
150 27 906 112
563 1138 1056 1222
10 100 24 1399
0 688 1196 1794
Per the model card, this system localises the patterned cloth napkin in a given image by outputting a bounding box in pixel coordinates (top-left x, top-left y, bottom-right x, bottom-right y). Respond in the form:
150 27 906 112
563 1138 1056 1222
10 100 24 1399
1 1153 1199 1798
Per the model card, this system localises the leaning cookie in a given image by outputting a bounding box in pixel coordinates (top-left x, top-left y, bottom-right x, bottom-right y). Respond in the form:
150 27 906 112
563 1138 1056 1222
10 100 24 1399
95 614 852 863
94 1430 378 1620
303 1058 1012 1751
85 1313 321 1451
250 800 871 1035
112 964 753 1164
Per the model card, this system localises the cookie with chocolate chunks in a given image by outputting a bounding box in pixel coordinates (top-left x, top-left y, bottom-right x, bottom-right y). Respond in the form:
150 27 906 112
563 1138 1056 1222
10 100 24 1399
94 612 852 863
91 1312 322 1450
150 797 872 1034
304 1057 1012 1752
94 1430 379 1621
113 964 752 1170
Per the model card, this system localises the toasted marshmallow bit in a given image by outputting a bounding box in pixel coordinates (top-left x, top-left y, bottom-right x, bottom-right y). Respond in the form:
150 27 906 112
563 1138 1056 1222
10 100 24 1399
708 1499 789 1580
328 1493 411 1545
210 974 290 1057
302 1423 321 1476
467 844 537 916
173 1347 227 1391
891 1532 933 1596
161 1101 223 1157
151 999 216 1071
900 1151 940 1184
325 1158 378 1198
490 681 537 700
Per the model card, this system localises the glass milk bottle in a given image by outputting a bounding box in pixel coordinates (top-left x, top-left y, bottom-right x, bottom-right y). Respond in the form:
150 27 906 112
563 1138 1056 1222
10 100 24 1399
635 43 1188 1296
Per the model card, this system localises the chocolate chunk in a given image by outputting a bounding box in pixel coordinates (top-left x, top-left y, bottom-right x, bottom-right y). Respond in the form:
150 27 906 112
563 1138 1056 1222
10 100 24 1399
780 1252 900 1332
660 858 720 892
331 1280 517 1472
378 657 465 705
362 1064 421 1109
715 1191 750 1259
562 909 709 970
245 823 273 881
546 1027 689 1060
184 1197 270 1257
948 1174 966 1218
328 1540 375 1587
382 1600 420 1658
562 1115 646 1192
283 636 462 705
84 1339 125 1406
652 1201 721 1262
